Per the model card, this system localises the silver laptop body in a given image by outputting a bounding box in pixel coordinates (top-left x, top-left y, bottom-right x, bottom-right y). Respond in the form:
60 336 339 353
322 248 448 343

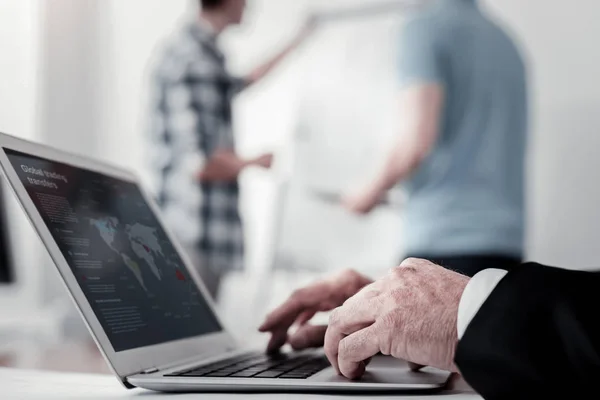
0 132 451 393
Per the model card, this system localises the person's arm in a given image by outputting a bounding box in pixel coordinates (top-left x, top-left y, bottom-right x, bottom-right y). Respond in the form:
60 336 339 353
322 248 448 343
174 62 272 183
199 151 272 182
456 264 600 398
344 85 443 213
160 83 271 184
241 19 316 88
344 18 445 214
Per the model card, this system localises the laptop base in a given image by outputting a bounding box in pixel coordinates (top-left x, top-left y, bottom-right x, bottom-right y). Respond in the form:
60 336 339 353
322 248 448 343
128 356 451 394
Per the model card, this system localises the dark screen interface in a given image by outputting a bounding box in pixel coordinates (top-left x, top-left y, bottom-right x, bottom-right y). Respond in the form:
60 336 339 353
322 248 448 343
4 148 221 352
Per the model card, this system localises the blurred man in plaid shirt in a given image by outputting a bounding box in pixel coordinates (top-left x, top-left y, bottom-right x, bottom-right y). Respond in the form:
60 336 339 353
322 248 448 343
148 0 314 300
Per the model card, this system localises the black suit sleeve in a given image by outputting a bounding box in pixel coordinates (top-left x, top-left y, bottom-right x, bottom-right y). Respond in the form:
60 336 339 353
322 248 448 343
455 263 600 399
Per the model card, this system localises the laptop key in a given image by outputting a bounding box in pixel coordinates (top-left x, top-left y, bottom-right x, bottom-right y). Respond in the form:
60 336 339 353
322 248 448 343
270 366 294 373
182 371 213 377
234 359 268 369
254 370 283 378
173 354 328 379
176 352 268 376
230 370 260 378
238 366 267 372
217 367 244 373
204 371 234 377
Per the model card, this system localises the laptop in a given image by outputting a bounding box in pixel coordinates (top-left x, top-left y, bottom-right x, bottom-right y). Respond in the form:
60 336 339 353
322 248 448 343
0 132 451 393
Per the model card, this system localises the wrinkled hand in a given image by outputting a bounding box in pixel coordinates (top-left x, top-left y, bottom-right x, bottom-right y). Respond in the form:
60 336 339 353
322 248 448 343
342 189 381 215
324 259 469 380
259 269 373 353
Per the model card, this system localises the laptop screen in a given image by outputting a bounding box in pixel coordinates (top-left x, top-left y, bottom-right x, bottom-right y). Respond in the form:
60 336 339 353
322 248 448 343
3 148 222 352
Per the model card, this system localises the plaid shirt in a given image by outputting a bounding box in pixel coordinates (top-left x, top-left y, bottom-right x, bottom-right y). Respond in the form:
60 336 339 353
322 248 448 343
148 20 245 273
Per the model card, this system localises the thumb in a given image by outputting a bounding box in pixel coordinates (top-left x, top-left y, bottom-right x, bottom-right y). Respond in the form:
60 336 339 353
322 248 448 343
288 325 327 351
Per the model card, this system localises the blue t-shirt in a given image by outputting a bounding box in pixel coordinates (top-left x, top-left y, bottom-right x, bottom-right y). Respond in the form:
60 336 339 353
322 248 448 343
398 0 528 258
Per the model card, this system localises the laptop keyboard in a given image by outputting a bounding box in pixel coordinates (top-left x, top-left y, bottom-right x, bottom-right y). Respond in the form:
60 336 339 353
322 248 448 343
166 352 330 380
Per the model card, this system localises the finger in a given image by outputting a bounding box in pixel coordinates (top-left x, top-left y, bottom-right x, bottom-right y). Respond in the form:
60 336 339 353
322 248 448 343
324 302 378 374
266 329 288 353
337 325 381 380
295 310 316 326
324 326 342 374
446 373 464 391
259 286 325 332
408 362 425 372
288 324 327 350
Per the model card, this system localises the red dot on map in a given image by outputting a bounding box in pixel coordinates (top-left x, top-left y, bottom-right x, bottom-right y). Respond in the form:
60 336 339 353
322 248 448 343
175 270 186 282
143 245 150 253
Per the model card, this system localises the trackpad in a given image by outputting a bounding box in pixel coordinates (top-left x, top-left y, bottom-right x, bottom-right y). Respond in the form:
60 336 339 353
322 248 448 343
317 356 451 385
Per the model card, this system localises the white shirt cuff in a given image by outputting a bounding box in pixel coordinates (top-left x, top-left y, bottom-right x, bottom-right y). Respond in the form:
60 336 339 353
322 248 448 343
457 269 509 339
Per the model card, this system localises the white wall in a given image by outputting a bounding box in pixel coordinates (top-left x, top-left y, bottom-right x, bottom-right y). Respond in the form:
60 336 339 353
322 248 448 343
0 0 39 141
252 6 405 276
486 0 600 269
0 0 44 309
100 0 192 186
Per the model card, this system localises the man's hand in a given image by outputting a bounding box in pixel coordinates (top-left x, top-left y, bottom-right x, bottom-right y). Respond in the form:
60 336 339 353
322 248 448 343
324 259 469 380
342 188 382 215
259 269 373 353
297 14 318 43
250 153 274 169
198 150 245 182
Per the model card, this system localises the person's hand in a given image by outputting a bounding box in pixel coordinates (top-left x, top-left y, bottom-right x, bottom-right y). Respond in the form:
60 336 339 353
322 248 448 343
293 14 319 45
342 188 382 215
251 153 274 169
301 14 318 37
259 269 373 353
324 258 469 380
198 150 245 182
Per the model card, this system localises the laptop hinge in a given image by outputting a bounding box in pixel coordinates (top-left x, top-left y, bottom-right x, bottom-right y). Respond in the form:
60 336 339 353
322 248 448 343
140 367 159 375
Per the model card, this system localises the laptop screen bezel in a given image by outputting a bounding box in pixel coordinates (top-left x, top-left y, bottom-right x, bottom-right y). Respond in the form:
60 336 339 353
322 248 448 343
0 132 239 379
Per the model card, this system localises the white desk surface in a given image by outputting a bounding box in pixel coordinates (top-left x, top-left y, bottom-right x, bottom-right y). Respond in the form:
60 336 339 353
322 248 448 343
1 368 482 400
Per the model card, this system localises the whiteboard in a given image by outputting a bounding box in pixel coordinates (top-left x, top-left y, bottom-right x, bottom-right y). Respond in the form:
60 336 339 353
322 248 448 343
270 8 408 276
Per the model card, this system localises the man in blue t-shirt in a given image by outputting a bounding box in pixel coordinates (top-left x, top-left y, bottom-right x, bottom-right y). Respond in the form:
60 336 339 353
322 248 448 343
343 0 529 276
